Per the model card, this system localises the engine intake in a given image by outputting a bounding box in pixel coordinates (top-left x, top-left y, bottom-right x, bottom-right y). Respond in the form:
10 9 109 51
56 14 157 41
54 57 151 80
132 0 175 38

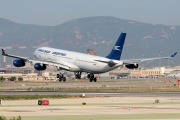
13 59 25 67
34 63 46 71
125 64 139 69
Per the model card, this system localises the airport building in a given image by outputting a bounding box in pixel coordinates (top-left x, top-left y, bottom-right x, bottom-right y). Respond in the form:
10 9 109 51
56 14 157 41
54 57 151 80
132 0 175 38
0 63 58 81
109 67 179 79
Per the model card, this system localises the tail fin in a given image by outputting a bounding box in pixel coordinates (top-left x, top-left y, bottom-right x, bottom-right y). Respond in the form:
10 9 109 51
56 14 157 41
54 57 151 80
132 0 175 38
106 33 126 60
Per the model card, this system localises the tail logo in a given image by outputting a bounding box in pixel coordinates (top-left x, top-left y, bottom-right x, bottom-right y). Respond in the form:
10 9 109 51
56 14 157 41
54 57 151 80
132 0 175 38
113 46 121 51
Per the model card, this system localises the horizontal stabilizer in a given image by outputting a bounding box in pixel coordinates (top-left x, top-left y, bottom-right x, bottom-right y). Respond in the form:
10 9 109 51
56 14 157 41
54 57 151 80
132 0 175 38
170 52 177 57
2 49 5 55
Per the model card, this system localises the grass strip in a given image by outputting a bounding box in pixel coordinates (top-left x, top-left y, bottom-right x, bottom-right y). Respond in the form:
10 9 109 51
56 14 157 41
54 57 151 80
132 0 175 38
1 86 180 92
7 113 180 120
0 94 83 100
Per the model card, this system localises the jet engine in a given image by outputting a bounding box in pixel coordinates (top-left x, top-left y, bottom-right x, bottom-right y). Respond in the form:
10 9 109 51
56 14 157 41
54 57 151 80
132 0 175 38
13 59 25 67
125 63 139 69
108 60 116 67
34 63 46 71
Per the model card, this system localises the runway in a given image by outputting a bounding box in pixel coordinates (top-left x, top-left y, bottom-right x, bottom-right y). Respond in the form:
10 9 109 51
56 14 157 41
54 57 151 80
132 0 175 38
1 96 180 120
1 79 180 120
1 91 180 97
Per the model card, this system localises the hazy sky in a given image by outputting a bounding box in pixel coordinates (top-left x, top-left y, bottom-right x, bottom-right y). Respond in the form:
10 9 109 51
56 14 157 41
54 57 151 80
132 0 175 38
0 0 180 26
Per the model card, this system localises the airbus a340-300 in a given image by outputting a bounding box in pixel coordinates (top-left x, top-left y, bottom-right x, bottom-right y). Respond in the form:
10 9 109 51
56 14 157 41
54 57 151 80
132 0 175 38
2 33 177 82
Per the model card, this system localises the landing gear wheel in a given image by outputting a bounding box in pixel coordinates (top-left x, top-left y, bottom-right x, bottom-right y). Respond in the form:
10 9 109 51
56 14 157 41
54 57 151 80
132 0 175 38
87 74 90 79
90 78 93 82
59 77 62 82
88 73 97 82
75 75 81 79
63 77 66 82
74 72 82 79
93 78 97 82
57 74 60 78
57 73 66 82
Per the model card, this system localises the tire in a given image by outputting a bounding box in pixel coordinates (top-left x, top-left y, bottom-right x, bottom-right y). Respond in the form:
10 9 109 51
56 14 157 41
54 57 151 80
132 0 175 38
75 75 81 79
78 75 81 79
93 78 97 82
90 78 93 82
87 74 90 78
56 74 59 78
59 77 62 82
63 77 66 82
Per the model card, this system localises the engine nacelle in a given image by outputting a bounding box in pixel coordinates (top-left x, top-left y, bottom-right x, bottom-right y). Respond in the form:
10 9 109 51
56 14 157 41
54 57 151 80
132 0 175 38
125 63 139 69
34 63 46 71
13 59 25 67
108 60 116 67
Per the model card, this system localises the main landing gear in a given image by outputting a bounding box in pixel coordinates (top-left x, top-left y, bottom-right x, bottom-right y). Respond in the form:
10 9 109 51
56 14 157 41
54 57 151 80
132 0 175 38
74 72 81 79
74 72 97 82
57 73 66 82
87 73 97 82
57 71 97 82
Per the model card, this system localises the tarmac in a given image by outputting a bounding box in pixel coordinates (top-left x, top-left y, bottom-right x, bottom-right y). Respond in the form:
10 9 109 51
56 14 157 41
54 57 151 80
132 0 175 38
1 96 180 120
1 79 180 120
1 91 180 97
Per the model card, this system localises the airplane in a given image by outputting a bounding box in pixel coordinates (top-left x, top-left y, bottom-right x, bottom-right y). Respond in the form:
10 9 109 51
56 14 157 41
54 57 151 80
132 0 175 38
2 33 177 82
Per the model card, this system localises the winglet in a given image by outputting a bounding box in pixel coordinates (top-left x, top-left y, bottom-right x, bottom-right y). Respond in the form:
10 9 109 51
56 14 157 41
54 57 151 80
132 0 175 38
2 49 5 55
170 52 177 57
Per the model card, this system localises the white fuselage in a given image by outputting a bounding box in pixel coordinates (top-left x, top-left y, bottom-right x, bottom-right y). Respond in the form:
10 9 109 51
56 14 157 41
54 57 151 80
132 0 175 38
33 47 123 74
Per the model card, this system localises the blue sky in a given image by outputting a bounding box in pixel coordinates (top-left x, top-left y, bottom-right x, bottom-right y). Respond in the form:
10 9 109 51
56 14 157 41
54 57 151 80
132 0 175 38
0 0 179 26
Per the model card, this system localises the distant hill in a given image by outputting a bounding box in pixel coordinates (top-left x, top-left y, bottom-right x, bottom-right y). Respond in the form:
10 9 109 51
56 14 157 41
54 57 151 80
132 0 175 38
0 16 179 67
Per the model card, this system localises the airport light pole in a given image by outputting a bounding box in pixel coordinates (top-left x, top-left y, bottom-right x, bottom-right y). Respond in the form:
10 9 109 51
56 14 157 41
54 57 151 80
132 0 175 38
142 55 145 69
167 59 170 68
159 51 162 69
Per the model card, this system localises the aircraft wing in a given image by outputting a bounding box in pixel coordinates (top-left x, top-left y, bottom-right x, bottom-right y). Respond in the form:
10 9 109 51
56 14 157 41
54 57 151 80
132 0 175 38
122 52 177 64
2 49 28 61
2 49 71 70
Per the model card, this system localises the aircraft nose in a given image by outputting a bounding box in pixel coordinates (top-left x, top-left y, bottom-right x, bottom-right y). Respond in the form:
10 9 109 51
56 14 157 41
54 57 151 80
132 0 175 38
33 49 38 58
